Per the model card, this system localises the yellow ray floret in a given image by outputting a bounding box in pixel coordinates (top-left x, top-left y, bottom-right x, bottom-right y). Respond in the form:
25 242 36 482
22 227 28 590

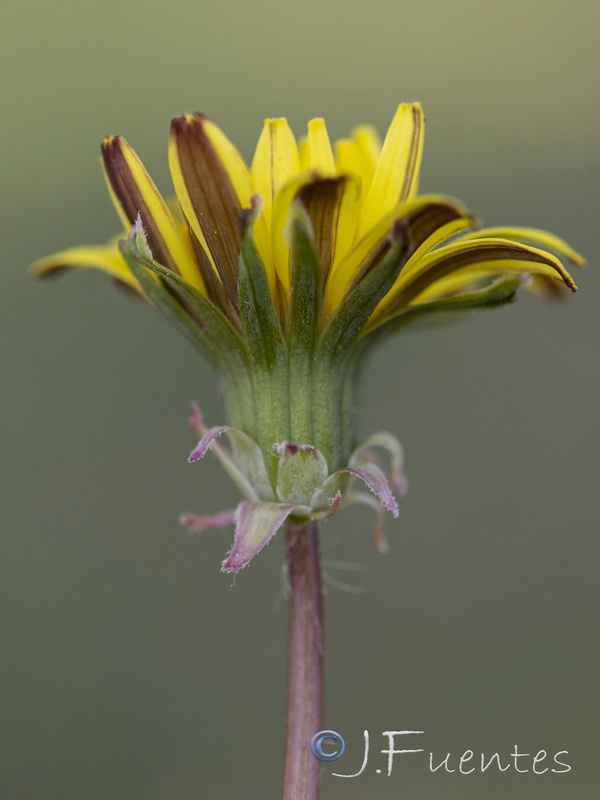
325 193 472 316
356 103 424 238
102 135 205 292
251 118 300 231
351 125 382 172
335 132 377 197
168 114 246 303
373 238 577 320
31 239 138 289
251 118 300 287
459 227 585 266
306 118 336 175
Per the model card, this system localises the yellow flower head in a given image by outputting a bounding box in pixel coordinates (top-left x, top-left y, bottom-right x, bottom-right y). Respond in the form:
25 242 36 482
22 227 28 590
33 102 581 333
32 102 584 571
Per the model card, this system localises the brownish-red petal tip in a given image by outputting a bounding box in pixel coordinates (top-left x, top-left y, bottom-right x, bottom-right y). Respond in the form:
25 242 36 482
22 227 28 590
101 135 123 157
170 115 187 132
34 265 72 279
170 113 209 133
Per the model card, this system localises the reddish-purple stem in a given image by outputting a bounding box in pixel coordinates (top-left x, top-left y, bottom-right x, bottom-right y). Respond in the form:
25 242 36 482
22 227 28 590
283 519 324 800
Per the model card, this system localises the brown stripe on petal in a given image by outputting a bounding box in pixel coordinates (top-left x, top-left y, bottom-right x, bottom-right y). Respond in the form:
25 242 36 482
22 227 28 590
349 200 472 292
189 230 239 324
298 177 348 282
403 200 474 252
391 240 577 310
170 114 243 306
34 265 72 279
398 104 424 202
102 137 179 274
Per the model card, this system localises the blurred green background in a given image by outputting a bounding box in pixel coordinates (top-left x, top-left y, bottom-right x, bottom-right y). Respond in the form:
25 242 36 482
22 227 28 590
1 0 598 797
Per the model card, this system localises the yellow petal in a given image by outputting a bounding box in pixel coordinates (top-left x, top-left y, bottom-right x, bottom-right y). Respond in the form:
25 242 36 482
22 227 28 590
334 138 372 195
251 118 300 230
413 268 575 304
31 239 139 290
247 211 276 300
407 270 508 303
357 103 424 238
352 124 382 166
272 172 360 296
169 114 244 304
394 215 478 282
325 194 469 316
101 136 205 292
298 135 310 171
329 177 362 271
375 237 578 318
350 124 381 194
296 176 361 282
306 118 336 175
270 173 315 293
249 119 300 296
459 227 585 266
202 116 254 208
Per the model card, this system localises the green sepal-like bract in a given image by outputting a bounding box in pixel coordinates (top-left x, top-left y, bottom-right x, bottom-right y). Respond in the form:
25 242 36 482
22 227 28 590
237 200 287 370
311 222 412 469
287 202 323 355
286 203 324 444
122 217 247 370
120 231 225 372
318 222 411 360
237 201 289 479
183 405 406 572
275 443 329 507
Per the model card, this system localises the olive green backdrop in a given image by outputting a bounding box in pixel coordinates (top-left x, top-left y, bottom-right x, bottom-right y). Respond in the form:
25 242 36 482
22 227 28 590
1 0 598 798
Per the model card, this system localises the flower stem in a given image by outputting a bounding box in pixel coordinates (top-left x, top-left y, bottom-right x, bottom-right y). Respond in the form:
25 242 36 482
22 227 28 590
283 519 324 800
